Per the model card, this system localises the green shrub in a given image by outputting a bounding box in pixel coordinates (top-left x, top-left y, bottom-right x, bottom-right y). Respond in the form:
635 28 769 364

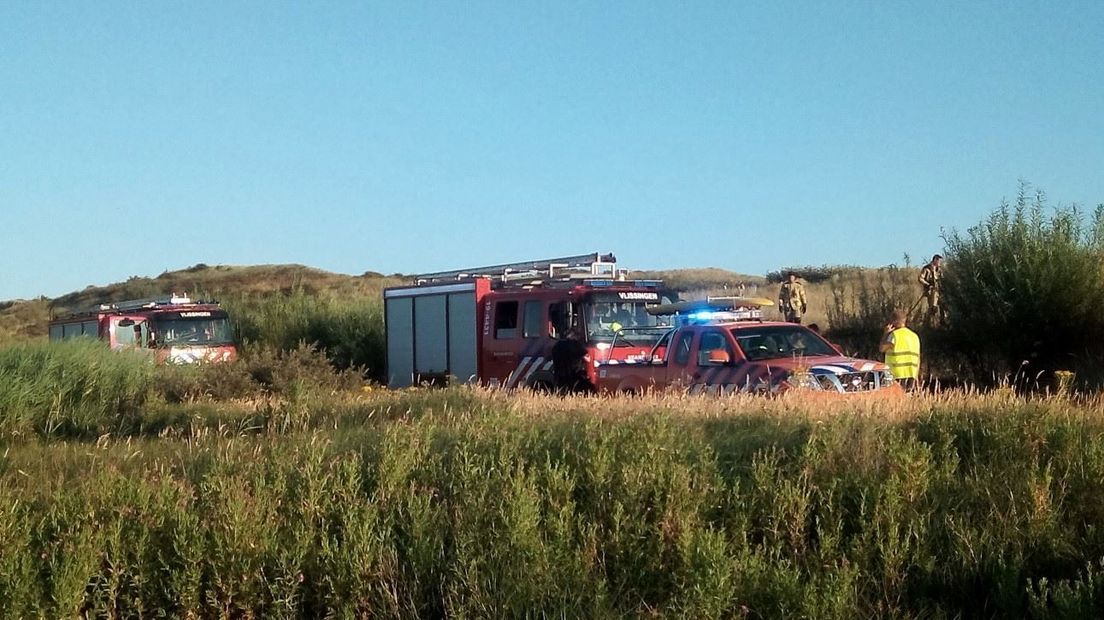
155 343 364 403
942 183 1104 388
224 291 385 380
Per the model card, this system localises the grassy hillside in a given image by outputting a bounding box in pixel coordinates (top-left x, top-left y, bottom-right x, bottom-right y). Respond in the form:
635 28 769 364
0 264 403 344
0 298 51 343
49 263 395 313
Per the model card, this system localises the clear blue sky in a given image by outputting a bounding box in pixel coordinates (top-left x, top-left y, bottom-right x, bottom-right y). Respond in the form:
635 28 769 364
2 1 1102 300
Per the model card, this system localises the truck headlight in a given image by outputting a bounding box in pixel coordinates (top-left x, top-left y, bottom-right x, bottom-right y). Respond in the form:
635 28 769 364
787 372 822 390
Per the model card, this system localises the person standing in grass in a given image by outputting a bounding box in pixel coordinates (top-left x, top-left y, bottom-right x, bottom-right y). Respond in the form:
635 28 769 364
880 309 921 391
778 272 807 324
918 254 944 326
551 328 596 394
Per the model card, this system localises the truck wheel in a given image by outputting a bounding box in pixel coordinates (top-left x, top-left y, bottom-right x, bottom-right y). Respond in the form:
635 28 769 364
525 370 556 393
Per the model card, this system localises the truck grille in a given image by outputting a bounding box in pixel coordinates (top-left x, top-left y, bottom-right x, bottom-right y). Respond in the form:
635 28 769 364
839 371 879 392
817 371 880 392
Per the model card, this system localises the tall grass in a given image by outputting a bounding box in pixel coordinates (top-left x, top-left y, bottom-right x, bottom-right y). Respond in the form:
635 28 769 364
0 339 157 437
4 387 1104 616
0 339 365 439
826 263 920 354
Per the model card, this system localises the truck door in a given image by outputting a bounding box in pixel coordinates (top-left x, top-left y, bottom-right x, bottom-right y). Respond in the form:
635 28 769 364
518 299 557 386
481 299 521 386
667 328 697 387
110 317 148 350
691 328 737 393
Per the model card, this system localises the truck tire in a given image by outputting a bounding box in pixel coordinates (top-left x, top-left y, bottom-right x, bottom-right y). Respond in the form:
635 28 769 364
525 370 556 393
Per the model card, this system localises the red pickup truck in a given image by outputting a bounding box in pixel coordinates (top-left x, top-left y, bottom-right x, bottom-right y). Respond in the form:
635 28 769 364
593 316 899 396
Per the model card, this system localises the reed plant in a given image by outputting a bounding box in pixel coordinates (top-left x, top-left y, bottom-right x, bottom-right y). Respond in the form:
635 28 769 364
0 339 157 438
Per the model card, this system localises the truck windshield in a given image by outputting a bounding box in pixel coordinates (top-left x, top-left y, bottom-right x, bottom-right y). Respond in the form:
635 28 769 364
153 317 235 346
731 325 837 361
585 293 672 346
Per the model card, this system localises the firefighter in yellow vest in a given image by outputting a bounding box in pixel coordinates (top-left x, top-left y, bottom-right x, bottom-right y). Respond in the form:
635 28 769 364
778 272 807 324
880 309 921 391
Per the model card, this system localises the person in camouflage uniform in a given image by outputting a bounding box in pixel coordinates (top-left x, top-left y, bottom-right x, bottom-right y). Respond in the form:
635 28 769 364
778 272 807 324
918 254 944 326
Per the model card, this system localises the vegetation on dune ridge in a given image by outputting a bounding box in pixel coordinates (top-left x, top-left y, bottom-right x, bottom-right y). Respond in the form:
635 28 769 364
0 264 403 349
47 263 400 314
630 267 766 291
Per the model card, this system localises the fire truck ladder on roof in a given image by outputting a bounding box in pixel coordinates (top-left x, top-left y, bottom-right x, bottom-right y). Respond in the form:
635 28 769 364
64 294 196 317
415 252 620 284
98 294 193 311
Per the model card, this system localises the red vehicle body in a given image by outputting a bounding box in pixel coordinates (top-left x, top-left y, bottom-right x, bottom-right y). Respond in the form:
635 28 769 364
48 295 237 364
384 253 673 388
593 313 901 396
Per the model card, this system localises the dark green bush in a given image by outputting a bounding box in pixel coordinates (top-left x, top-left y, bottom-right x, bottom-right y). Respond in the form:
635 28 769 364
223 291 385 380
156 344 365 403
767 265 863 284
942 183 1104 388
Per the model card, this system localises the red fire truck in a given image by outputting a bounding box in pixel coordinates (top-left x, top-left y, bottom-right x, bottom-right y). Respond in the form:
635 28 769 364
48 295 237 364
383 253 674 389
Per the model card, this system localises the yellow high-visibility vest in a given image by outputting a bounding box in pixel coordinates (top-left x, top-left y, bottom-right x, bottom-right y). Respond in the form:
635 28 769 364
885 327 920 380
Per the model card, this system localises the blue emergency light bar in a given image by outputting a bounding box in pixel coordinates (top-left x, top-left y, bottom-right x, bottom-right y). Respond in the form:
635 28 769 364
683 308 762 324
579 278 662 288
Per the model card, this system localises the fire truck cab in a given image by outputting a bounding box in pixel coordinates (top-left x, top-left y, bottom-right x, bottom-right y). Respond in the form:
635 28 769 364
383 253 674 389
48 295 237 364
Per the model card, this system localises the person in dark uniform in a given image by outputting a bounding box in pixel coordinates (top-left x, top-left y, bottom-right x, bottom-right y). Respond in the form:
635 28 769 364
918 254 945 326
550 328 596 394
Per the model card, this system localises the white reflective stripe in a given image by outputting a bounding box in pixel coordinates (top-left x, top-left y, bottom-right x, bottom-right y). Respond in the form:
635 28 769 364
506 357 532 388
814 365 851 374
542 361 554 370
523 357 545 381
860 362 874 371
384 282 476 298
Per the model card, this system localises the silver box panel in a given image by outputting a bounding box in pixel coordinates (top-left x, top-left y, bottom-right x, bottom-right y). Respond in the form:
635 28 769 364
385 297 414 387
414 294 448 376
448 292 478 383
